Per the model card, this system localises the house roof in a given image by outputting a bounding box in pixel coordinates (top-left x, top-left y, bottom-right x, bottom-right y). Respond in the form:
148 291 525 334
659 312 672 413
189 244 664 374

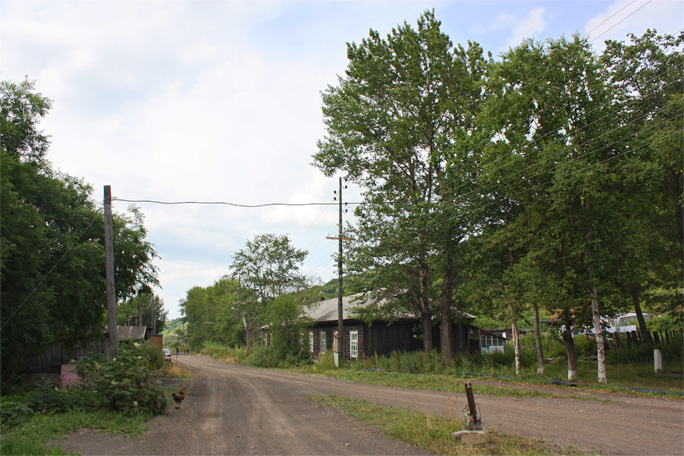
116 325 147 340
305 293 377 323
306 292 475 323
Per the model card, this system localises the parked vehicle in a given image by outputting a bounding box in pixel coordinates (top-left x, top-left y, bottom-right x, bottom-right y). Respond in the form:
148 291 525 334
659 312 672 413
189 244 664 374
162 348 171 361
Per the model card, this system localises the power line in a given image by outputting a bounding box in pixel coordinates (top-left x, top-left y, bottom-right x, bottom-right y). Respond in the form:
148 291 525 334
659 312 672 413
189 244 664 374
112 198 354 208
583 0 638 40
589 0 653 43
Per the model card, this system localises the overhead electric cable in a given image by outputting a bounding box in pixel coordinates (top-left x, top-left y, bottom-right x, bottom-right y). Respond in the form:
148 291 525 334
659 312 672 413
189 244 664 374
589 0 653 43
583 0 637 39
112 198 355 208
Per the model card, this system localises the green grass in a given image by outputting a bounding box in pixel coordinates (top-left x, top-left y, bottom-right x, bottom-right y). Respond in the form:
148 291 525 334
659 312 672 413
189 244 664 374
292 367 622 402
309 394 581 456
0 409 152 456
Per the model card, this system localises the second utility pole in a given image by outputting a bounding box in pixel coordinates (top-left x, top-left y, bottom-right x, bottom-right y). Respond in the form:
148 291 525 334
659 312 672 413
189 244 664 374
336 177 343 367
327 177 352 367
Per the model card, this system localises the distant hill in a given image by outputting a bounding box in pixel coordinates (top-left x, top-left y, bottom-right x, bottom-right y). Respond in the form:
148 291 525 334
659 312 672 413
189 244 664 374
162 318 185 348
164 318 184 333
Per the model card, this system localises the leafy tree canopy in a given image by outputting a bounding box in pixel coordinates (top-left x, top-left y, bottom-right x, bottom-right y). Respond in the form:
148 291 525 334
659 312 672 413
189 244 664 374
0 78 159 381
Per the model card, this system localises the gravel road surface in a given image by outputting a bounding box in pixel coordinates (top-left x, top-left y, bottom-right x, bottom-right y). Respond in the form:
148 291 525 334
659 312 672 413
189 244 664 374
55 354 684 455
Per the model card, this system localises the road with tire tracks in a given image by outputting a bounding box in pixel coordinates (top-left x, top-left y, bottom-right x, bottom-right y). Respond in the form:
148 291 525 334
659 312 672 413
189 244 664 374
55 354 683 455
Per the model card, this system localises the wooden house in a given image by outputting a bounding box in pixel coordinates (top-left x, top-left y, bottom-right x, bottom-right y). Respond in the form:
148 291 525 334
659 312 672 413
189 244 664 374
306 293 477 361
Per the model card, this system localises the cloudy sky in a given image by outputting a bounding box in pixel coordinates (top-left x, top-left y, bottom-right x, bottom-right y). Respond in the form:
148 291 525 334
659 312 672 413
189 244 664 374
3 0 682 320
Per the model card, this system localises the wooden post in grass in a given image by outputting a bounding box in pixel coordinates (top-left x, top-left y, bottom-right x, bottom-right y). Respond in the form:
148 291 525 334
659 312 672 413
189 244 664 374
104 185 118 357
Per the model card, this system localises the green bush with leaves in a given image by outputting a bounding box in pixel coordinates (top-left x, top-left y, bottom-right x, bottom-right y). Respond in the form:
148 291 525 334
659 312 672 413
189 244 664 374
138 340 164 369
241 345 311 368
77 342 168 415
0 378 97 429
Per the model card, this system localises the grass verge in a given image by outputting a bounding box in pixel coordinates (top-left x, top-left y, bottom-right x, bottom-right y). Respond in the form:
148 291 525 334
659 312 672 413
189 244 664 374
309 394 581 455
0 409 152 456
293 368 619 402
162 362 192 378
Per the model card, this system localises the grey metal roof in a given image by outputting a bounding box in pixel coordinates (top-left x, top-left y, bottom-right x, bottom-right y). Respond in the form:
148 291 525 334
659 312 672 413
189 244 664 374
305 292 476 323
305 293 381 322
116 325 147 340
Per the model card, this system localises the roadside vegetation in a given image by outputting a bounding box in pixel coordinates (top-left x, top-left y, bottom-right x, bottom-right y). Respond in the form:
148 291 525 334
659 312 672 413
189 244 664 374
201 332 683 398
310 395 581 455
0 341 179 456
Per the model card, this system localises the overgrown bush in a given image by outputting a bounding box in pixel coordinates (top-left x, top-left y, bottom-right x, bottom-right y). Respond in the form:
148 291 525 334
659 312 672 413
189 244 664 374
606 339 683 365
77 342 168 416
314 351 338 370
647 315 683 332
572 334 597 358
138 340 164 369
243 345 311 368
0 378 97 429
1 394 35 429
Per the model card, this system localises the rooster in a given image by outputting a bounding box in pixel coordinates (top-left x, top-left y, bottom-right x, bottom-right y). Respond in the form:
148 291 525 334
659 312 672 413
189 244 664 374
172 386 185 409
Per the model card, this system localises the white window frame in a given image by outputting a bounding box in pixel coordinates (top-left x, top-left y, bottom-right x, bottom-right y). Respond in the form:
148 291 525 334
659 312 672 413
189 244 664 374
350 330 359 359
320 330 327 353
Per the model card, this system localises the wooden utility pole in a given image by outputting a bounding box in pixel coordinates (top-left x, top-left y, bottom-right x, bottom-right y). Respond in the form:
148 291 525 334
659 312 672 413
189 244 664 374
150 293 156 334
104 185 118 356
337 177 343 365
326 177 352 366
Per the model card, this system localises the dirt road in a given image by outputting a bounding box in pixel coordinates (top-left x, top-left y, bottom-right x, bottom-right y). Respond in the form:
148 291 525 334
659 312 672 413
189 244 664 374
56 355 683 455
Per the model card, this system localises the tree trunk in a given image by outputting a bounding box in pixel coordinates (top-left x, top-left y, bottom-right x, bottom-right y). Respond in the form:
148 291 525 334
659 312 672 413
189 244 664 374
584 194 606 383
421 311 433 352
440 250 455 362
591 285 607 383
509 304 521 375
532 302 545 375
440 301 453 362
563 316 578 382
631 289 653 350
418 259 433 352
243 314 252 348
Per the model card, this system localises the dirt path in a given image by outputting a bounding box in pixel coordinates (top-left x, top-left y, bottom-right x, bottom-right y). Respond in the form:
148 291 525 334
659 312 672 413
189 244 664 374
55 355 683 455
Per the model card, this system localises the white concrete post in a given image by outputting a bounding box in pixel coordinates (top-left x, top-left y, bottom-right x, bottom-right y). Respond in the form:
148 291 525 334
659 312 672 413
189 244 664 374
654 349 662 374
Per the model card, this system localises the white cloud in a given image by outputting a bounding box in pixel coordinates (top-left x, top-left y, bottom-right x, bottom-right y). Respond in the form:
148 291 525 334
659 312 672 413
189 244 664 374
506 7 548 47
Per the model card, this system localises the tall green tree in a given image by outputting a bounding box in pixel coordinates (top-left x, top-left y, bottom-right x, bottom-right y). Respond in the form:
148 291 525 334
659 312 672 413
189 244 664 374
229 233 307 347
601 30 684 342
0 79 159 380
481 35 625 382
0 78 51 163
313 11 491 359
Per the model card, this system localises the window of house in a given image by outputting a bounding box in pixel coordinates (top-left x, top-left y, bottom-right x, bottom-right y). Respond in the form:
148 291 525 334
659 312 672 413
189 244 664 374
320 330 327 352
350 330 359 358
481 334 505 351
309 331 314 353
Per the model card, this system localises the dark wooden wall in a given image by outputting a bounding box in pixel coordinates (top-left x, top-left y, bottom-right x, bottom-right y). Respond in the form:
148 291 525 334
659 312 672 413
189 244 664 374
364 321 423 358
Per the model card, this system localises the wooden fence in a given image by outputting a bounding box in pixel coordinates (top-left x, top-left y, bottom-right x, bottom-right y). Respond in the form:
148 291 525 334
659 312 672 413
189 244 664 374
20 339 110 374
614 329 683 348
